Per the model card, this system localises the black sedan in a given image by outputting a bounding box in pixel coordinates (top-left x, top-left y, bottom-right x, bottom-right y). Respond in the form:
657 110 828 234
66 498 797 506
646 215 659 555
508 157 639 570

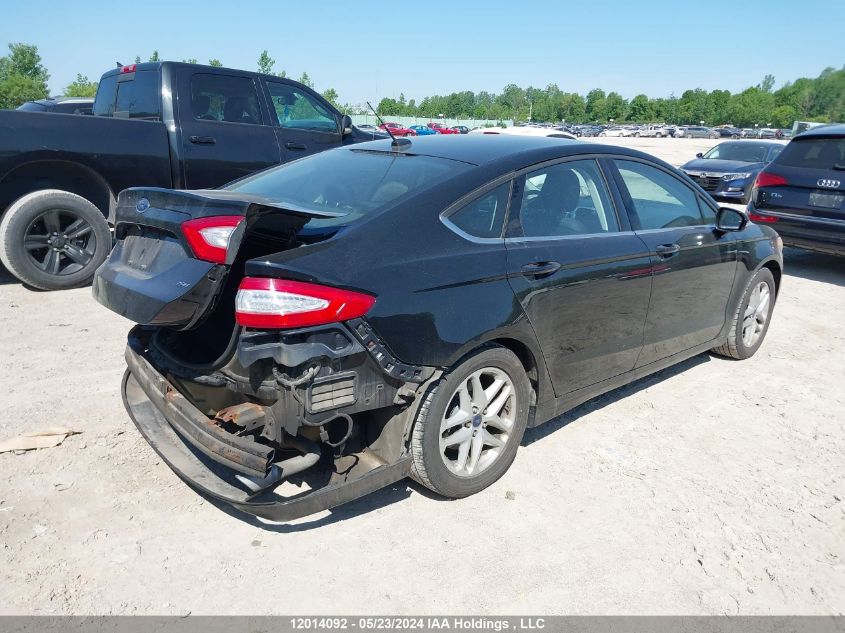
681 141 785 204
748 124 845 256
93 136 783 521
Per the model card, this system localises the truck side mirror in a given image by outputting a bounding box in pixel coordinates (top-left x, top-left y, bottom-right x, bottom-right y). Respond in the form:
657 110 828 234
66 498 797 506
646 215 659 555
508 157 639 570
341 114 353 135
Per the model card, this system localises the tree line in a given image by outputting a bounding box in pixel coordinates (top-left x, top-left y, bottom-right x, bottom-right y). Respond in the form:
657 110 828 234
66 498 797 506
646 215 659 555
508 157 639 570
1 42 842 128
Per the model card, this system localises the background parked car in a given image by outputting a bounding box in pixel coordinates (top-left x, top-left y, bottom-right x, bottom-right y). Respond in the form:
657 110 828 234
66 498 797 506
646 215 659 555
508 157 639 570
409 124 439 136
451 125 469 134
467 126 575 139
712 126 743 139
427 122 460 134
0 61 370 291
748 124 845 256
681 140 785 204
684 126 716 139
379 122 416 137
599 127 631 137
16 97 94 115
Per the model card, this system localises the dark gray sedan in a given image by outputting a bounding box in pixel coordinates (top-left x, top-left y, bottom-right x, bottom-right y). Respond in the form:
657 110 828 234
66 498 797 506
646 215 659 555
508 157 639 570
682 141 784 204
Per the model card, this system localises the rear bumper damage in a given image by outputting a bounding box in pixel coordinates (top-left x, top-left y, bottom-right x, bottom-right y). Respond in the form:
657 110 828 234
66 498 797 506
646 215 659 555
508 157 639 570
122 340 413 522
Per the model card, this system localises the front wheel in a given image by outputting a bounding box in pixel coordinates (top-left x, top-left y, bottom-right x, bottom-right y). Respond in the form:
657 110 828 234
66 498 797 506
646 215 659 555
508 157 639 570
0 189 112 291
410 346 531 498
711 268 776 360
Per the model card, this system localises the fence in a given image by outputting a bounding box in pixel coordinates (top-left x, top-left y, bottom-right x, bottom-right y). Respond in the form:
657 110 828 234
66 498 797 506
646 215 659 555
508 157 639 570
349 114 513 129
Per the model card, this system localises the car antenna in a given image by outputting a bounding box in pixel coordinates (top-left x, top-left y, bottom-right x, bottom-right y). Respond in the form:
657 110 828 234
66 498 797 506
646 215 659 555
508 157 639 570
115 61 123 68
367 101 411 149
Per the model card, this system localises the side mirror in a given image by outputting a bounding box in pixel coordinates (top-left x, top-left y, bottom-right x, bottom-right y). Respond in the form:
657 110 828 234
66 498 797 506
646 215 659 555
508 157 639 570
716 207 748 232
341 114 353 136
695 152 704 158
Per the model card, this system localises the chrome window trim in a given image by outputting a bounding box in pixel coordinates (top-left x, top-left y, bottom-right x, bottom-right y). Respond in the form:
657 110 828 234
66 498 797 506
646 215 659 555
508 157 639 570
439 177 514 244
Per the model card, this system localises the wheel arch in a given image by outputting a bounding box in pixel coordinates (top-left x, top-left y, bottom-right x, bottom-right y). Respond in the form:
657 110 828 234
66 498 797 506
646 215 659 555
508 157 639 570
761 258 782 294
0 160 116 224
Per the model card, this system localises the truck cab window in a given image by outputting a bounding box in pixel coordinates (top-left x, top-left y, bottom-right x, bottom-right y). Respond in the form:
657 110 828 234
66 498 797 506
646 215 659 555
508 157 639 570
267 82 338 133
191 74 262 125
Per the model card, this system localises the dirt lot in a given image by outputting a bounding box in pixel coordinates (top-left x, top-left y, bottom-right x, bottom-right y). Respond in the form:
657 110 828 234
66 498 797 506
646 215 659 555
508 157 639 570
0 137 843 615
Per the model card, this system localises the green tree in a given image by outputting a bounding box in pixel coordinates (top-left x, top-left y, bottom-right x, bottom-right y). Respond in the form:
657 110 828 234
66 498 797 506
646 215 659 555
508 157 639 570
208 58 223 67
257 50 275 74
65 74 98 97
626 94 652 121
377 97 400 115
759 74 776 93
322 87 340 109
298 72 313 89
605 91 626 121
134 55 141 64
183 58 198 65
149 50 160 62
0 43 49 108
585 88 607 122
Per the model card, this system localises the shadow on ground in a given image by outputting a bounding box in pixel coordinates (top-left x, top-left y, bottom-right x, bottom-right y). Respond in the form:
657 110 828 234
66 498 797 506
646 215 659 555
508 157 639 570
782 248 845 288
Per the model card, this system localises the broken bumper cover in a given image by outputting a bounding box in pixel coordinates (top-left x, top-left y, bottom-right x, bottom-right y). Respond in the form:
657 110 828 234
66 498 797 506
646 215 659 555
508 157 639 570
122 343 412 522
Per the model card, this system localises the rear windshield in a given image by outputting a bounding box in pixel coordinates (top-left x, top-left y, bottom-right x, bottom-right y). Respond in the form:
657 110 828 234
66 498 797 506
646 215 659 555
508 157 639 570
227 148 472 227
93 70 160 120
775 137 845 169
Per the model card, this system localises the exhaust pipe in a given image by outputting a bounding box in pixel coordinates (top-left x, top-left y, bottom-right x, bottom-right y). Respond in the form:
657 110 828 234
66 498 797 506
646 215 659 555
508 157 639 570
235 435 321 494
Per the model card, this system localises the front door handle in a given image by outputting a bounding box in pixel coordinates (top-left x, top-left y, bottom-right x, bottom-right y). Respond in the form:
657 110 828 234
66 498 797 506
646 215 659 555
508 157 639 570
521 261 561 278
655 243 681 258
189 135 216 145
285 142 307 150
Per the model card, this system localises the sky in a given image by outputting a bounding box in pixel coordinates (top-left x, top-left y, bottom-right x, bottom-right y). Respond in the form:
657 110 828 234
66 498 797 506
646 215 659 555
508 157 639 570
2 0 843 104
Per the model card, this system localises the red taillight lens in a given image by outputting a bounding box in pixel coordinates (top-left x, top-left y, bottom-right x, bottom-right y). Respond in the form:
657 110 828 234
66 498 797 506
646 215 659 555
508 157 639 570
749 212 778 223
182 215 244 264
120 64 137 74
754 171 788 188
235 278 376 329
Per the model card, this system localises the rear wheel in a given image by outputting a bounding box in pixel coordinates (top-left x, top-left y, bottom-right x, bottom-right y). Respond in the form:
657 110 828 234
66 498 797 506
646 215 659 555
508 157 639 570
712 268 776 360
0 190 112 290
411 347 531 498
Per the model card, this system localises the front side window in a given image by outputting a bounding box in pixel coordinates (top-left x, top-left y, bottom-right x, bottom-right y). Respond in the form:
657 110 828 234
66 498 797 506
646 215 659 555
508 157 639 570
615 160 705 230
267 82 337 132
445 182 511 239
191 74 261 125
517 160 619 238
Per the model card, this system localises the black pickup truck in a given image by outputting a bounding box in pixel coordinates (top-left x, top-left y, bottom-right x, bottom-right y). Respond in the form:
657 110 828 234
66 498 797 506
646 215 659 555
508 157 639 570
0 62 379 290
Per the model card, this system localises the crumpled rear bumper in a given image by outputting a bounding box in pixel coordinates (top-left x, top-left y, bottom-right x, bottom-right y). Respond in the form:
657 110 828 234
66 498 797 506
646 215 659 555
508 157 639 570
122 343 412 522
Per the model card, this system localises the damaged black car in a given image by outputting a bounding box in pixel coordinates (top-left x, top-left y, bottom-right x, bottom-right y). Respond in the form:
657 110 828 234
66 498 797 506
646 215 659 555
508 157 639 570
93 135 783 521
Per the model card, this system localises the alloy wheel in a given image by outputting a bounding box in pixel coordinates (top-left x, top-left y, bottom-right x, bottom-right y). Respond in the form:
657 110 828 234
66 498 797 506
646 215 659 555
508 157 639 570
23 209 96 277
742 281 771 347
439 367 516 477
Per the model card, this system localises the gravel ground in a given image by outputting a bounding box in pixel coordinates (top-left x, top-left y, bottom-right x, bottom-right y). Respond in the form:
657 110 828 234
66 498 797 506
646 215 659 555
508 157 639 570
0 137 842 615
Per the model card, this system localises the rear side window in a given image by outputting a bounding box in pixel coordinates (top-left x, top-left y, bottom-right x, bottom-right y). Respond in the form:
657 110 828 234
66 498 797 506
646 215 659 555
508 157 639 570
445 182 511 239
615 160 705 230
518 160 619 238
775 138 845 169
191 74 262 125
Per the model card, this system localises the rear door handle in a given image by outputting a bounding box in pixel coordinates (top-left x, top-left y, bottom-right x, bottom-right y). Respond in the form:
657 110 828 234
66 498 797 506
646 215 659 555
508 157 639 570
655 243 681 258
189 135 216 145
285 142 307 150
521 261 561 278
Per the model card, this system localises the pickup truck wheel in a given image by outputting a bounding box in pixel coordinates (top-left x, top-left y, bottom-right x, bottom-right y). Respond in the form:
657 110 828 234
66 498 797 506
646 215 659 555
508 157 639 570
410 346 531 498
0 190 112 290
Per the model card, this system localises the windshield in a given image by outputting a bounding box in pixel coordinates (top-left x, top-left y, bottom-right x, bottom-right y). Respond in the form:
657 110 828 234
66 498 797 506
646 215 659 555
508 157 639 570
227 148 473 228
703 143 773 162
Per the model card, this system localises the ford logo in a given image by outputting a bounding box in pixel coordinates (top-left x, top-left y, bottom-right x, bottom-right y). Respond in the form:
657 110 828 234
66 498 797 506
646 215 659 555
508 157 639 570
136 198 150 213
817 179 841 189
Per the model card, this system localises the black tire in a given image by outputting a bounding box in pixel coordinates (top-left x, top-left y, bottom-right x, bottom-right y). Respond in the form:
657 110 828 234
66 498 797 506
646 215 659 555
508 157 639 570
711 267 776 360
410 346 531 498
0 190 112 290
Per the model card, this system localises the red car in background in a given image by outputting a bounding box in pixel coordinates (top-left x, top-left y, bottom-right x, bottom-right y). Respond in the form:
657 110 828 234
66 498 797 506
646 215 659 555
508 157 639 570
379 122 416 137
427 122 460 134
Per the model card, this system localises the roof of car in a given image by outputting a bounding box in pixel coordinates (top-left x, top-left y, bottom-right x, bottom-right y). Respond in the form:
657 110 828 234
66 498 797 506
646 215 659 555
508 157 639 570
796 124 845 138
346 135 661 168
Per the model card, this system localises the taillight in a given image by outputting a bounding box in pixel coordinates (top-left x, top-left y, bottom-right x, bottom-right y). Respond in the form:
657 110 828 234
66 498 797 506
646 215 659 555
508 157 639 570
754 171 788 188
182 215 244 264
120 64 136 74
749 212 778 223
235 278 376 329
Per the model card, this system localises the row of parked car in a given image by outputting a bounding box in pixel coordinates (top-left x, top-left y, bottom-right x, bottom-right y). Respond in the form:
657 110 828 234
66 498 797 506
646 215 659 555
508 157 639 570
573 123 791 139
